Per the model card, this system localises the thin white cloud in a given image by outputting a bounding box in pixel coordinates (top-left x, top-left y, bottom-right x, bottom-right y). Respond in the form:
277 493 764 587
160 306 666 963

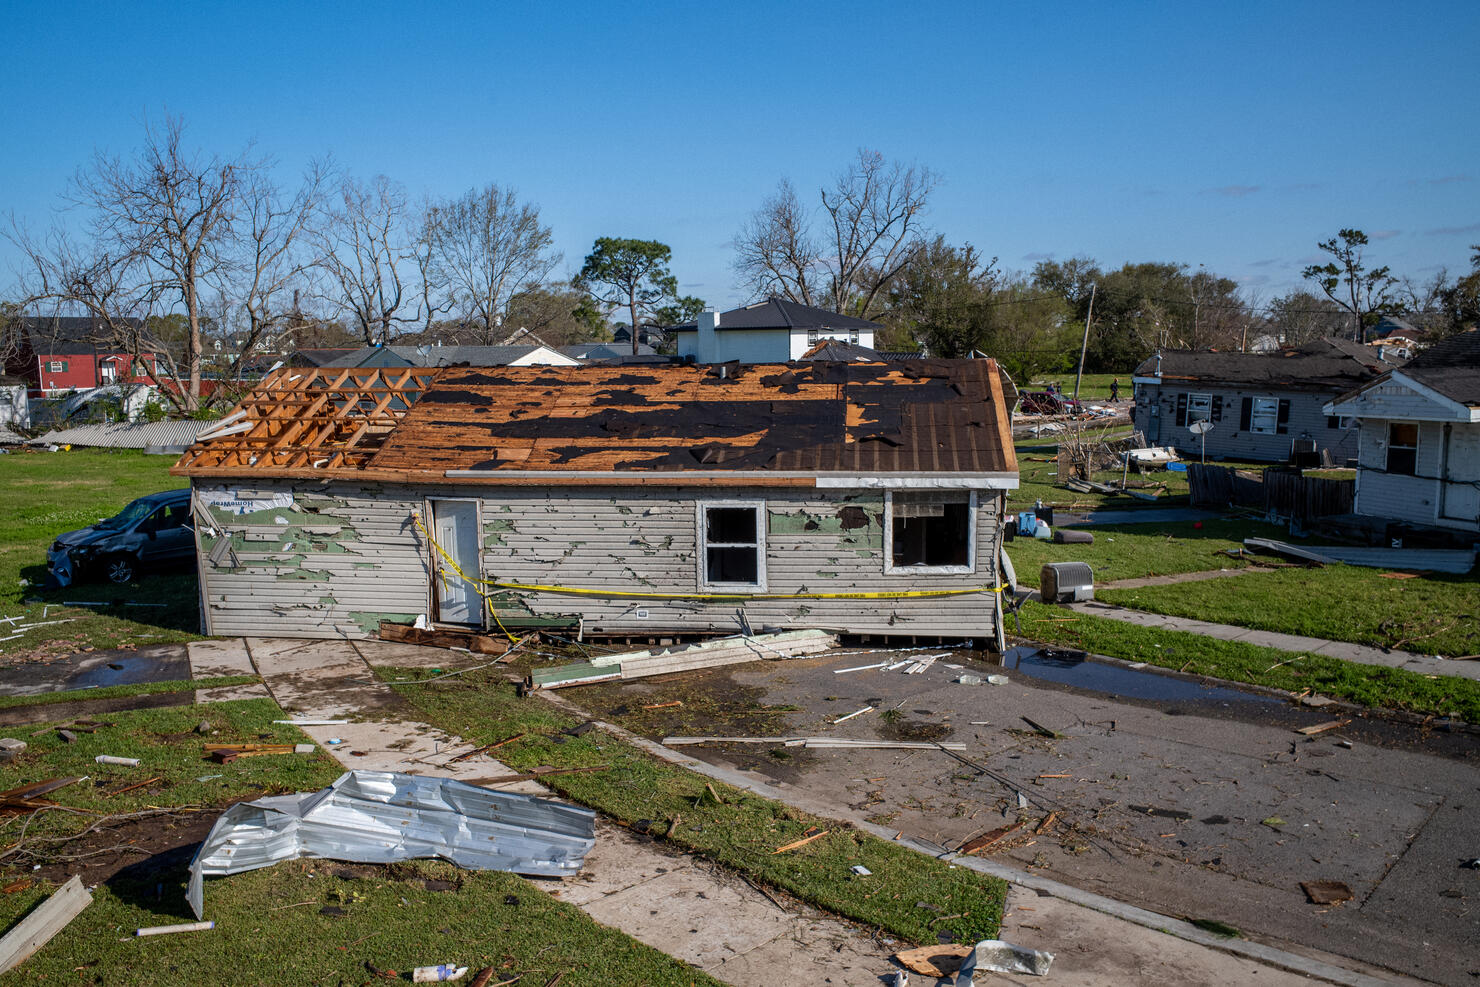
1021 252 1054 261
1369 229 1401 240
1206 185 1261 197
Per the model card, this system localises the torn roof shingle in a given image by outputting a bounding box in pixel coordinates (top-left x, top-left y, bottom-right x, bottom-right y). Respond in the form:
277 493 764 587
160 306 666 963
1134 339 1392 391
173 360 1017 484
1390 327 1480 406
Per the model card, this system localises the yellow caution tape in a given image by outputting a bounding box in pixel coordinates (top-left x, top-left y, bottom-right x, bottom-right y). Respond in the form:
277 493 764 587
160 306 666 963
412 513 1004 608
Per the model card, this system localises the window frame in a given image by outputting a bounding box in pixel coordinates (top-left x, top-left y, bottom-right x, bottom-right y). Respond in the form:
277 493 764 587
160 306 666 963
47 360 67 374
883 490 978 576
1186 392 1213 425
1249 396 1279 434
696 500 767 592
1385 422 1419 476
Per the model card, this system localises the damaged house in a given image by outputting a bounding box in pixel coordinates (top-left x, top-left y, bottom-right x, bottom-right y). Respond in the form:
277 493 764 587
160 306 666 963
171 360 1019 646
1324 327 1480 532
1132 340 1392 464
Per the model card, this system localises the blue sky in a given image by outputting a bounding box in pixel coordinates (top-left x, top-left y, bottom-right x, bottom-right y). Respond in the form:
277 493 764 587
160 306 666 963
4 0 1477 309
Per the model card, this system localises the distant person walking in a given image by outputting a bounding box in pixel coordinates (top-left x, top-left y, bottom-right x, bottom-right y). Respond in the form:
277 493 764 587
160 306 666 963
1110 377 1120 402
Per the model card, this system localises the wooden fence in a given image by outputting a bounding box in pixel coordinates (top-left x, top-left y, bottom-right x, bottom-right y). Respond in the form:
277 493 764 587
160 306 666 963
1187 464 1354 521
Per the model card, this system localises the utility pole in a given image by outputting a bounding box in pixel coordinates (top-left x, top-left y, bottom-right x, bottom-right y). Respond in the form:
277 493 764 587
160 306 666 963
1072 283 1097 407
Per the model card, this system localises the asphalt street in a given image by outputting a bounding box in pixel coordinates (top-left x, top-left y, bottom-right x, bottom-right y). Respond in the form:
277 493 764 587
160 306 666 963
574 646 1480 985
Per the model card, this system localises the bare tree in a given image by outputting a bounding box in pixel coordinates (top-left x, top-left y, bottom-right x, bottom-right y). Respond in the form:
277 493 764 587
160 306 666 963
29 117 245 409
733 150 938 319
732 179 820 307
216 160 327 378
9 226 196 411
424 183 560 342
314 174 418 345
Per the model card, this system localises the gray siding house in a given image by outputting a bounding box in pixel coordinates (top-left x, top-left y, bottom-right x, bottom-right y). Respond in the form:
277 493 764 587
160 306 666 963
1325 328 1480 533
173 360 1019 646
1131 340 1392 464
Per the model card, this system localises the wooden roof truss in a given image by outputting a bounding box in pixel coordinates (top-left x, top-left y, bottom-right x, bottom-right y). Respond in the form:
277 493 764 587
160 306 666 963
175 367 443 473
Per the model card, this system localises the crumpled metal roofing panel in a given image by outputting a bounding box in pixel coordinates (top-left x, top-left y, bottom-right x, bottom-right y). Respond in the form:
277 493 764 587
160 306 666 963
187 770 596 919
31 420 212 450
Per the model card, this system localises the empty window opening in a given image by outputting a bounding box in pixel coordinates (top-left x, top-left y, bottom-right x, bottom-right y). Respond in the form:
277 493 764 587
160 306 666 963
700 504 763 588
1387 423 1418 476
889 492 973 572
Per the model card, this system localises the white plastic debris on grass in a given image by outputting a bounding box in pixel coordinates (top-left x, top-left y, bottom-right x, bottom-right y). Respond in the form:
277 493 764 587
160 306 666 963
187 770 595 919
954 939 1055 983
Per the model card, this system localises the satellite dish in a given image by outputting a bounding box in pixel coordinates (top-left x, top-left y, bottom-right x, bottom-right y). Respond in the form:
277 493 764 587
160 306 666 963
1189 420 1213 434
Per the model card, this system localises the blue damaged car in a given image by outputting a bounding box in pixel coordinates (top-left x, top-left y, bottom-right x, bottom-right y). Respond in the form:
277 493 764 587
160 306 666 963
47 489 195 586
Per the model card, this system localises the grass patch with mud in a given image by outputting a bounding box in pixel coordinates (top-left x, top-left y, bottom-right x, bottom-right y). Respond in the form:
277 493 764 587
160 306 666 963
1014 600 1480 721
0 696 723 987
383 665 1009 946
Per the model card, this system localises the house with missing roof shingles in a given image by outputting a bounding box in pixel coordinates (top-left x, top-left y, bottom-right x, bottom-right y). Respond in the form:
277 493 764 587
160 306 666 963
171 360 1019 646
1324 328 1480 533
1131 340 1393 464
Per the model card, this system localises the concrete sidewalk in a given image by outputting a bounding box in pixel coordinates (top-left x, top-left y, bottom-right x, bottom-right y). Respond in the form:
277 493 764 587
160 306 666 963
186 636 1341 986
188 637 898 986
1062 598 1480 683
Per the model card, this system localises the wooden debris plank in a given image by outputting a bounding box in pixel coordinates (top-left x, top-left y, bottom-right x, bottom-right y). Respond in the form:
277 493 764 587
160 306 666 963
772 829 830 854
0 875 92 975
1296 719 1351 736
958 819 1026 855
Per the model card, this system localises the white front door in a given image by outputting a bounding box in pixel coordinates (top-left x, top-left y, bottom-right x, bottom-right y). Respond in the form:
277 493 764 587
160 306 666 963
431 500 482 625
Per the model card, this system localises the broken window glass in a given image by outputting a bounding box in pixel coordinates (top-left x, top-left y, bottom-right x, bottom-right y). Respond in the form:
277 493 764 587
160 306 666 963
891 492 971 569
702 505 762 587
1387 422 1418 476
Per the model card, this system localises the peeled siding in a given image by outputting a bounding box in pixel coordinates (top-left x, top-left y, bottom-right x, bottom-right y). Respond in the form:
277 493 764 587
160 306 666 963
192 480 1003 641
193 480 432 639
485 486 999 639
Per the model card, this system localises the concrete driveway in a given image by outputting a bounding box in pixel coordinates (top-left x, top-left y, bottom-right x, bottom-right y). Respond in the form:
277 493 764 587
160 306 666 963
564 645 1479 985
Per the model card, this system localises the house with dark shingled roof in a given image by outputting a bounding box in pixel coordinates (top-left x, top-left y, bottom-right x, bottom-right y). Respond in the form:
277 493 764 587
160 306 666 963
668 297 880 364
1131 340 1394 464
171 359 1019 646
1326 328 1480 532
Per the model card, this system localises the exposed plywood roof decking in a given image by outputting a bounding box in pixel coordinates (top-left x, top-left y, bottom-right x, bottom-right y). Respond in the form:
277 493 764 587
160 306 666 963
174 360 1017 487
173 367 442 474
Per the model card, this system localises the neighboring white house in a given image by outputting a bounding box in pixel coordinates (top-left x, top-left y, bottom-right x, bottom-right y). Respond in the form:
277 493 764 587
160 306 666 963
1325 328 1480 533
671 297 879 364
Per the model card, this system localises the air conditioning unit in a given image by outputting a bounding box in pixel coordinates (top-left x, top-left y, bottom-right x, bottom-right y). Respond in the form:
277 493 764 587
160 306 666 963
1040 562 1094 603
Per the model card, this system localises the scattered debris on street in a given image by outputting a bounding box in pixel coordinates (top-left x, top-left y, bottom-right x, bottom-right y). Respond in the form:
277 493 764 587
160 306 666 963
525 630 836 691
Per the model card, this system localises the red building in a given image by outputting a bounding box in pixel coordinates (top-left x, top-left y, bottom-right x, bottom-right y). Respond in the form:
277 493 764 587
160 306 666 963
7 317 161 395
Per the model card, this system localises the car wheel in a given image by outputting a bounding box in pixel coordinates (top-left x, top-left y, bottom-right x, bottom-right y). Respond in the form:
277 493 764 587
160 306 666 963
105 554 138 584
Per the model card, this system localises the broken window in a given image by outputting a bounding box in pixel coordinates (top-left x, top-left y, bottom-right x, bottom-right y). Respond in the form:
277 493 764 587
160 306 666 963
1186 393 1212 424
699 503 764 589
1249 397 1279 434
887 492 974 573
1386 422 1418 476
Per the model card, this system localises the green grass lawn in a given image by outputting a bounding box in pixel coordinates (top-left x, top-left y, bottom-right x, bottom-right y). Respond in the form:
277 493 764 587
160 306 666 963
1026 372 1128 401
1100 565 1480 658
0 448 199 659
0 697 723 986
384 665 1009 947
1005 518 1298 587
1014 600 1480 721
